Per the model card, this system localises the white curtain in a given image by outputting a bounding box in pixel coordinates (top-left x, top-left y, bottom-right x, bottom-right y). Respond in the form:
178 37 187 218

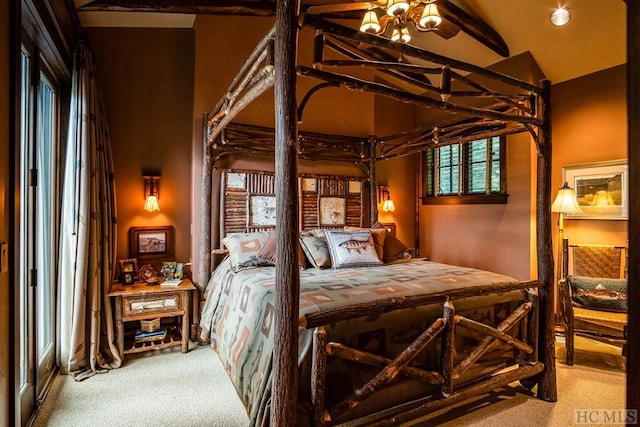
58 42 121 380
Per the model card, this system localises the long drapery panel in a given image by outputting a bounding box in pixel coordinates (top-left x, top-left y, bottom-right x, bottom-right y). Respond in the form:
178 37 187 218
58 42 121 380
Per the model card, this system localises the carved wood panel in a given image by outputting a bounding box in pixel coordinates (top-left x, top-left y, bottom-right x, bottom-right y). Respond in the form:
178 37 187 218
220 170 366 238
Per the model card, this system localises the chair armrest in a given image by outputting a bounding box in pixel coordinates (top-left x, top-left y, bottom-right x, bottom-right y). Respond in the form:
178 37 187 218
558 278 574 324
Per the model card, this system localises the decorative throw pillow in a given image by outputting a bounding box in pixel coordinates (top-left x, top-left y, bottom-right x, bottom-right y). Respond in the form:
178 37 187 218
568 275 628 313
257 230 306 269
222 231 271 272
308 228 327 238
344 226 386 261
299 234 332 269
325 230 382 269
372 221 408 263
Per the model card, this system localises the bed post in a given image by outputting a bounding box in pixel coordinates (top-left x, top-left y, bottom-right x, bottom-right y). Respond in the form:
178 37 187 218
199 114 213 290
627 0 640 413
369 135 377 225
272 0 301 424
535 79 557 402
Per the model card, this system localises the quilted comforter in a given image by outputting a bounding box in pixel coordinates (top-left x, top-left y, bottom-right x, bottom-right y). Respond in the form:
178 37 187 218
199 259 526 426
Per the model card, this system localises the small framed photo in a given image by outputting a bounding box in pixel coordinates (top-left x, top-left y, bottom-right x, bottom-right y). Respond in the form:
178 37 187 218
118 258 138 284
130 226 174 260
121 271 136 285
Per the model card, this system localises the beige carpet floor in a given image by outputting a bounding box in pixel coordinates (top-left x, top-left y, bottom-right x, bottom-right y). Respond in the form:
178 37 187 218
31 337 626 427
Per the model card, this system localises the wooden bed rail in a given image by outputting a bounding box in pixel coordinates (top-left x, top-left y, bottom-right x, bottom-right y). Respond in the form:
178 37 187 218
299 279 542 329
310 290 541 426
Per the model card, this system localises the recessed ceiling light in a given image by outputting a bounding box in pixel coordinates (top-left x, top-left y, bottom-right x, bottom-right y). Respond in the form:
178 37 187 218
550 7 572 26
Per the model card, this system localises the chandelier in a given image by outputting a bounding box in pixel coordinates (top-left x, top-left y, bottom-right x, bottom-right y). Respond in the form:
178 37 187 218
359 0 442 43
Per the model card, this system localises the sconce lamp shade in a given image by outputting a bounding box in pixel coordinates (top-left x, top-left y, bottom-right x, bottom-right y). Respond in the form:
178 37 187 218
143 176 160 213
551 182 582 214
144 194 160 213
379 185 396 213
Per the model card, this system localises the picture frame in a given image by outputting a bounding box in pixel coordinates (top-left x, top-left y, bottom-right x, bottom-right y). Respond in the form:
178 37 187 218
562 159 628 220
118 258 138 285
129 226 174 260
319 197 346 226
121 271 136 285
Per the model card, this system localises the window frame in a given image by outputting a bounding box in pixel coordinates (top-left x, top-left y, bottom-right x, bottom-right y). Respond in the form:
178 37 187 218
422 136 508 205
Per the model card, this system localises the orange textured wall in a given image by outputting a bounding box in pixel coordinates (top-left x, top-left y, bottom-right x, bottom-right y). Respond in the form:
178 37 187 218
417 53 545 280
87 28 195 268
373 85 418 251
551 65 628 247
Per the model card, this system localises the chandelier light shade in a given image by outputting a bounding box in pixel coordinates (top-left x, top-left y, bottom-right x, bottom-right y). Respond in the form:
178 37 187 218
360 10 381 33
143 175 160 213
551 182 582 214
391 24 411 43
359 0 444 43
386 0 410 16
419 2 442 30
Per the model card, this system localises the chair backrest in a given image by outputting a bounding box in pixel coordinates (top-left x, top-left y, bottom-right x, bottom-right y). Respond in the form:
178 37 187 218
568 244 626 279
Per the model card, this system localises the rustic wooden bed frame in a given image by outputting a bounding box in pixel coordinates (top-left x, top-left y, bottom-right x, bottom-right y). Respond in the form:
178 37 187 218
197 11 556 427
208 168 544 425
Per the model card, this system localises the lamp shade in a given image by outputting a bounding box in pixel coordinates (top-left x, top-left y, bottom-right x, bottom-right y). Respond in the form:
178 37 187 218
386 0 410 16
382 199 396 213
551 182 582 214
391 25 411 43
360 10 381 33
144 194 160 213
418 2 442 29
143 175 160 213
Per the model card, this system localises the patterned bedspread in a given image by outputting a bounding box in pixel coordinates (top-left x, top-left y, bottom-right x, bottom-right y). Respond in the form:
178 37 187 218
199 259 526 426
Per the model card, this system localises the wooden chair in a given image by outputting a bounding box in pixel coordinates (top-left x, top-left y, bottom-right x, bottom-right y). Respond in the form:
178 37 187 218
558 240 627 365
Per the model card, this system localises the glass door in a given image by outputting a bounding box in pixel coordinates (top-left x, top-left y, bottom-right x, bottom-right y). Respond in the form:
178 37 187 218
18 43 59 425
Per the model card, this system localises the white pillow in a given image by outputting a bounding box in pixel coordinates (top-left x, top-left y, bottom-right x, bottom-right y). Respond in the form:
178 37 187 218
325 230 382 269
222 231 271 272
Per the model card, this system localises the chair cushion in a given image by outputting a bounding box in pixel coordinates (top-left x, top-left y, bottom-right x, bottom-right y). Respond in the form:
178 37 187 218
568 275 627 313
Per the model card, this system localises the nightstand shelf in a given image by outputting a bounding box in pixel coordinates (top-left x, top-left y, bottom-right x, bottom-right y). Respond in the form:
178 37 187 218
126 325 181 355
109 279 196 361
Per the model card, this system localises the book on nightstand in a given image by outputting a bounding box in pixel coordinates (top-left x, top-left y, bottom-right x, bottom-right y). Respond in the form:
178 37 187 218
134 328 167 343
160 278 184 287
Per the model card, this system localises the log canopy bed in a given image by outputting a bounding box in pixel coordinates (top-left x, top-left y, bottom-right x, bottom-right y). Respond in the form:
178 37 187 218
194 6 556 427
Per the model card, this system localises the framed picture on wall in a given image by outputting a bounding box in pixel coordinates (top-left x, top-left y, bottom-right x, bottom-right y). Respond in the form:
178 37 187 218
129 226 175 260
562 159 628 220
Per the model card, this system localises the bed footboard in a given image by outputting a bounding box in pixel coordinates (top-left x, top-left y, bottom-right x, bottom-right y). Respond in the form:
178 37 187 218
310 289 542 426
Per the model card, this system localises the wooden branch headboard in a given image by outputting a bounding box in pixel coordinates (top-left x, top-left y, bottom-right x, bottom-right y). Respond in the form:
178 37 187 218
218 169 369 242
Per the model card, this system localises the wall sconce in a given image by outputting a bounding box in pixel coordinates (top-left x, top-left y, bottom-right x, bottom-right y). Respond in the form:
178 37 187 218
378 185 396 213
143 175 160 213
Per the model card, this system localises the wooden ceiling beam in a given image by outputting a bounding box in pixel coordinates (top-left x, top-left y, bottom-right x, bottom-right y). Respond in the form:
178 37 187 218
78 0 277 16
437 0 509 57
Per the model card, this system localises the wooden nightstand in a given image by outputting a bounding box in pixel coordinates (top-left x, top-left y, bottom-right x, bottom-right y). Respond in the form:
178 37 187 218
108 279 196 360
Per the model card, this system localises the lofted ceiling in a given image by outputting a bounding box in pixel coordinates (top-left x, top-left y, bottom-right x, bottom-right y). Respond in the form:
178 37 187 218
74 0 626 84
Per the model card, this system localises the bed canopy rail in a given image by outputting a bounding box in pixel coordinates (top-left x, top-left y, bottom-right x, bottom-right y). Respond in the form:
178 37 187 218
197 7 555 425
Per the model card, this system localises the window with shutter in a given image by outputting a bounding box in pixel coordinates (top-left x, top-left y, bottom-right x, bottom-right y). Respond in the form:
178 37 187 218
422 136 507 205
